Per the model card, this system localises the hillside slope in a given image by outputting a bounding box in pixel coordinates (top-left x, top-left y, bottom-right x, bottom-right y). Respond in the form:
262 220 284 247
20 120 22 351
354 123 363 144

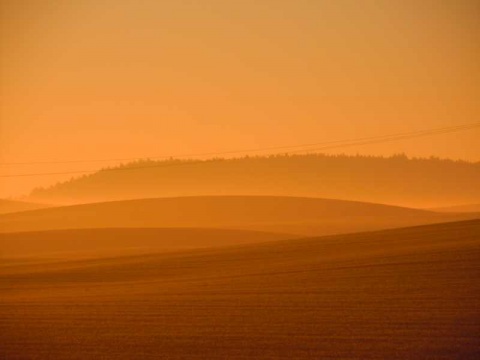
0 199 51 215
28 154 480 207
0 227 292 260
1 196 476 236
2 220 479 359
431 204 480 213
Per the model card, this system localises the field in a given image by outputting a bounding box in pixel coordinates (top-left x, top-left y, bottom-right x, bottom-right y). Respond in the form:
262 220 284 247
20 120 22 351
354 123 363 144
1 196 477 236
3 1 479 358
0 200 51 215
2 219 479 359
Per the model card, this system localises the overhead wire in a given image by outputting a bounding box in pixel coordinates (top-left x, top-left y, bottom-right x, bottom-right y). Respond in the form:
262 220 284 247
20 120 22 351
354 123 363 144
1 121 479 178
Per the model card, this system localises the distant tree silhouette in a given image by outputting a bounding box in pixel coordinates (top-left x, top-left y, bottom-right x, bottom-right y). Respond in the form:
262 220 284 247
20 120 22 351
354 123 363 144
30 153 480 207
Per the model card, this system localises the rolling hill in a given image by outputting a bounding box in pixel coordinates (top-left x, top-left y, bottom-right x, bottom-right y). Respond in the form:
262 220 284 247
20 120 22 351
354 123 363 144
431 204 480 213
0 199 51 215
28 154 480 208
1 196 477 236
1 220 479 359
0 227 292 260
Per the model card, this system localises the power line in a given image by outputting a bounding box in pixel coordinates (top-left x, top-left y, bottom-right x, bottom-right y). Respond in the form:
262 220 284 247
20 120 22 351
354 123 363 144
1 121 479 178
0 159 212 178
288 122 480 154
2 121 479 166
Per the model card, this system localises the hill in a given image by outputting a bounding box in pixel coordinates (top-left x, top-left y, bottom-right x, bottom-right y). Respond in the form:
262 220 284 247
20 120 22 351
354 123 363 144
28 154 480 208
1 220 479 359
0 228 292 260
431 204 480 213
0 199 51 215
1 196 476 236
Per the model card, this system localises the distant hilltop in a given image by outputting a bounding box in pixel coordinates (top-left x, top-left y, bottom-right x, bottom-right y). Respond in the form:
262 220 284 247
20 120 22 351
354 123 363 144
28 153 480 208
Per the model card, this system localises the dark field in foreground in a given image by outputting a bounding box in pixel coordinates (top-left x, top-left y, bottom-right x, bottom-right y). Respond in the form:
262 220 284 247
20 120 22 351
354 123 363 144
1 220 479 359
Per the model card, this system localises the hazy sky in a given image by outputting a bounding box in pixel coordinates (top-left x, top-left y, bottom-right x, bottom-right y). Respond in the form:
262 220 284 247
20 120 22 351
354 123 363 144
1 0 479 197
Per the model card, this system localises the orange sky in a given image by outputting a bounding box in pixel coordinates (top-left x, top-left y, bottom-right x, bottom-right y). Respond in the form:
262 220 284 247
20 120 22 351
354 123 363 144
1 0 479 198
